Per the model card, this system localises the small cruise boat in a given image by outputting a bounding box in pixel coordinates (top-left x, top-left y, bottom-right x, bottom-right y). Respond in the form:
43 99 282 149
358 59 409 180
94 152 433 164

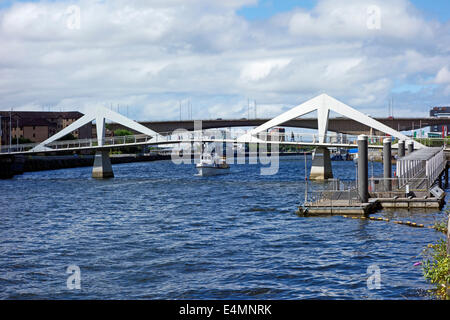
196 154 230 176
331 153 344 161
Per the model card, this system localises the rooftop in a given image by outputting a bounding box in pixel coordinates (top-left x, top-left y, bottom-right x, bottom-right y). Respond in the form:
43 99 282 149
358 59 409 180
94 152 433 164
0 111 83 119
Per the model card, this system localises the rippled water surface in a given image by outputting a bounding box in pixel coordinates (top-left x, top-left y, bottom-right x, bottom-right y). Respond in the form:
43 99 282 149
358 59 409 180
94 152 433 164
0 157 447 299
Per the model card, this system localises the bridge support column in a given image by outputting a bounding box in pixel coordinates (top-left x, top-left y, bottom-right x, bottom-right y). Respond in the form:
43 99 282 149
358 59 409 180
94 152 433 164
383 138 392 191
309 147 333 181
358 135 369 203
92 150 114 179
398 140 405 158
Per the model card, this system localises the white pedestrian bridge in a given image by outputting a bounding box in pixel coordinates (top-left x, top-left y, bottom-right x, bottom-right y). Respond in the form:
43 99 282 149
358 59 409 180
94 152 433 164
0 130 397 155
0 94 437 180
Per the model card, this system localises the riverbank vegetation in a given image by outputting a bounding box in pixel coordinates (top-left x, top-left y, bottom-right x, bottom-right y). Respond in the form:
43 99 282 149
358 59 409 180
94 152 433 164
422 217 449 300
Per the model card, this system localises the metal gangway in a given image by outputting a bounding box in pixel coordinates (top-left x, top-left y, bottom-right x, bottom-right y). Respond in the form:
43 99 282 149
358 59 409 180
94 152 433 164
396 147 446 191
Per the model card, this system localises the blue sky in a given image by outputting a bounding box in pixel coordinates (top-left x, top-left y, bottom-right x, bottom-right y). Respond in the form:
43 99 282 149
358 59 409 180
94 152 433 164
1 0 448 23
0 0 34 8
2 0 450 22
408 0 450 22
237 0 317 20
237 0 450 22
1 0 449 22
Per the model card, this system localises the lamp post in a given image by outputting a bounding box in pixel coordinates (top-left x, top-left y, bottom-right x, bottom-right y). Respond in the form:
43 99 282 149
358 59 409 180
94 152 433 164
16 118 19 147
9 108 12 153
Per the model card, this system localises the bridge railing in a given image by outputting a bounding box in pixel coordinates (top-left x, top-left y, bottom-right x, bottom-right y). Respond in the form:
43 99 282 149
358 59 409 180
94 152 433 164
396 159 427 189
0 129 396 154
167 129 390 146
0 142 38 154
425 147 446 188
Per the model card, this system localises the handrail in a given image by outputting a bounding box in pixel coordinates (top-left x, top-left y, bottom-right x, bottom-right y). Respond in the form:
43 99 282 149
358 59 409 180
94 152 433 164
0 130 432 155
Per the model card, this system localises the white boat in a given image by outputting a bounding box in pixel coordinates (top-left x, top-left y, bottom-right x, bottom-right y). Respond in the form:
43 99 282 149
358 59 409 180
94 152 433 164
196 154 230 176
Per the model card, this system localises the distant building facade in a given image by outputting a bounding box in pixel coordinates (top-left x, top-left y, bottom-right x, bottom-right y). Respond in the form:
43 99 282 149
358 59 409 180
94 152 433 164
430 107 450 137
0 111 92 146
268 127 286 142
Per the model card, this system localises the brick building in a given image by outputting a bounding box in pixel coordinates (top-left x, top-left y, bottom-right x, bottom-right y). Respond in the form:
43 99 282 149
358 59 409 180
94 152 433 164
0 111 92 146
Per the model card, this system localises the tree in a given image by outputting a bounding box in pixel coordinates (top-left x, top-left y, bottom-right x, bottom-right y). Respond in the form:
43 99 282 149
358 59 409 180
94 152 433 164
114 129 133 136
60 133 76 140
19 137 33 144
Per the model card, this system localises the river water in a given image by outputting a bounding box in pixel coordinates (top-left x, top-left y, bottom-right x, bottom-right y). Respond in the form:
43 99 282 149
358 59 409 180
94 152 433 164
0 156 447 299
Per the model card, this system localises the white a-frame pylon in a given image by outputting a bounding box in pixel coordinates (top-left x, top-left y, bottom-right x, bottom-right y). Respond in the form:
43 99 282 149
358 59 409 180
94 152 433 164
31 106 161 152
238 93 424 148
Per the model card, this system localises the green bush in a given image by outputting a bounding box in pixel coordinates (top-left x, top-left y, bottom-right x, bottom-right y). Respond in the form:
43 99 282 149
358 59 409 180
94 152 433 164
19 137 33 144
422 238 450 299
60 133 76 141
114 129 133 137
432 220 449 234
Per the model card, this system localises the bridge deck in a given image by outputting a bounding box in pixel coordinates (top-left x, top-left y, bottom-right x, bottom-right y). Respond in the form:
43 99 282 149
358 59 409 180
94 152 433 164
0 132 393 156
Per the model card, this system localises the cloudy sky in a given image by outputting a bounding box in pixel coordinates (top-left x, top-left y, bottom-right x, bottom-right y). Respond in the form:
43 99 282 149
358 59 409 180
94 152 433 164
0 0 449 121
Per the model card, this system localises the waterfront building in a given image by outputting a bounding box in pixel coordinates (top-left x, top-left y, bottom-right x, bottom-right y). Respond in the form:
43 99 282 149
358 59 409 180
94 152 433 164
430 106 450 137
0 111 92 146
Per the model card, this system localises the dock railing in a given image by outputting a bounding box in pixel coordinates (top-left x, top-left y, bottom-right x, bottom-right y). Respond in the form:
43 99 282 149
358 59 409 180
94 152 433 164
368 177 431 198
304 179 361 208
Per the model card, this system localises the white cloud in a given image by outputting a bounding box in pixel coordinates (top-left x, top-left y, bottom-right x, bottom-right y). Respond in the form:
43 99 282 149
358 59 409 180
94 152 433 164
240 58 291 82
435 66 450 84
288 0 434 42
0 0 449 121
434 66 450 95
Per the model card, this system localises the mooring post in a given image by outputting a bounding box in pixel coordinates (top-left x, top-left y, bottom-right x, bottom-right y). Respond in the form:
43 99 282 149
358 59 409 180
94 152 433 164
444 163 449 189
358 135 369 203
398 140 405 158
407 140 414 155
383 138 392 192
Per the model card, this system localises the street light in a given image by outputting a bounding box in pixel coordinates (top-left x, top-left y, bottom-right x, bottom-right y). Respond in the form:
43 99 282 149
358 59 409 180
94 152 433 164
16 118 19 147
0 115 2 150
9 108 12 153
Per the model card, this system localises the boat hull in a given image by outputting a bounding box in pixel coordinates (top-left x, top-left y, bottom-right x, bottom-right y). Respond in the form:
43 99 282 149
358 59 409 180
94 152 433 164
196 166 230 176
